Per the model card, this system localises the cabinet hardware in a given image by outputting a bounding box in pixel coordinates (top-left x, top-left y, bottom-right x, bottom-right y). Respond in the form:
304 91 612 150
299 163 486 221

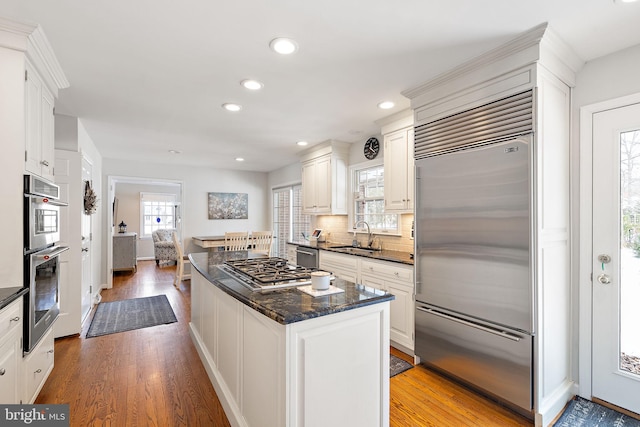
0 368 5 376
40 160 49 167
34 369 42 374
47 349 54 354
10 316 20 323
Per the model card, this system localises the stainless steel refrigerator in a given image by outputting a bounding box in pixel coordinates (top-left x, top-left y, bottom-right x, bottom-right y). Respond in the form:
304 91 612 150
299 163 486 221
414 135 534 416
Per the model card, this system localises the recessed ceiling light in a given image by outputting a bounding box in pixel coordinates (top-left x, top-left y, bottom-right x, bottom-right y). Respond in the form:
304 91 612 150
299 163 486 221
296 141 308 146
235 157 245 162
168 149 181 154
241 79 264 90
377 101 395 110
269 38 298 55
222 103 242 112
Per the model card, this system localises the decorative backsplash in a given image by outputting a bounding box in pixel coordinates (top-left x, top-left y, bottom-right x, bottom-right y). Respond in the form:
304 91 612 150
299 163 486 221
315 214 414 253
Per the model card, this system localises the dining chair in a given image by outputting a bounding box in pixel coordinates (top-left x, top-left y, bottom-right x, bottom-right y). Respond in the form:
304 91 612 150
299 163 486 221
224 231 249 251
172 232 191 288
250 231 273 256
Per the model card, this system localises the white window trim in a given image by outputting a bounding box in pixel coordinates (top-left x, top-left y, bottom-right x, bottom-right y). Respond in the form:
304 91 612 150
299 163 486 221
348 160 401 236
140 192 178 239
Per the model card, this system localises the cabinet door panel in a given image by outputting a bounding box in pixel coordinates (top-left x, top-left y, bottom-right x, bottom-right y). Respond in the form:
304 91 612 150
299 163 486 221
314 155 332 212
301 161 317 212
40 87 55 180
25 62 42 176
0 335 20 403
386 281 414 349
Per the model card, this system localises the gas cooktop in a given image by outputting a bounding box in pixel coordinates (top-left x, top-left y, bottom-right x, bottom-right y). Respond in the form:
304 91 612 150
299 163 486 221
219 257 315 291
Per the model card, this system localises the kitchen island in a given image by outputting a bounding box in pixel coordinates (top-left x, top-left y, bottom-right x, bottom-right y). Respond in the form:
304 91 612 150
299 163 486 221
189 251 393 427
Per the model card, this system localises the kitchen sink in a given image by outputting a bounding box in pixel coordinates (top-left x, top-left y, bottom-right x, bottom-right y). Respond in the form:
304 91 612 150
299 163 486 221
329 245 380 255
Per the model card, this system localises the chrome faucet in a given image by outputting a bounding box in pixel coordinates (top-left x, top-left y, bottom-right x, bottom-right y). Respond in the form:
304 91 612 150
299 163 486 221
353 220 374 248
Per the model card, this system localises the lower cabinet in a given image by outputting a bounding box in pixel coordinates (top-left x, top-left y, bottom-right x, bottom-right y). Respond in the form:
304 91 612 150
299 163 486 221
23 326 55 404
190 269 390 427
320 251 415 351
0 298 23 404
113 233 137 272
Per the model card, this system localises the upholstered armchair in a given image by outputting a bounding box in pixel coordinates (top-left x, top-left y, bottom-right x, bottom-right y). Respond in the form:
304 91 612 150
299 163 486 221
152 229 178 266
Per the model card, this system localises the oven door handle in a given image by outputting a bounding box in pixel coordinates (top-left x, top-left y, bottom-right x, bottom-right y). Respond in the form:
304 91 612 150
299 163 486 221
34 246 70 260
296 249 316 256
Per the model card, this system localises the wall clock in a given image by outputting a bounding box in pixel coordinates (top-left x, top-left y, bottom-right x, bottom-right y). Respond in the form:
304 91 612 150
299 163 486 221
364 137 380 160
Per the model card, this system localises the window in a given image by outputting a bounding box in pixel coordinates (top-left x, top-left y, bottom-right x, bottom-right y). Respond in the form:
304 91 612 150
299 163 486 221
352 164 398 233
140 193 177 238
273 184 311 257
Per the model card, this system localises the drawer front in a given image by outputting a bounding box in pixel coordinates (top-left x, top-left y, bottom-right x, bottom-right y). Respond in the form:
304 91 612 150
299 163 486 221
0 298 23 339
24 327 55 403
319 251 358 271
361 260 413 283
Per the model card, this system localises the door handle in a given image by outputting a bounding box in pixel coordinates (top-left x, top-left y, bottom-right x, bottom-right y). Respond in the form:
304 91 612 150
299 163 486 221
597 274 611 285
82 248 89 252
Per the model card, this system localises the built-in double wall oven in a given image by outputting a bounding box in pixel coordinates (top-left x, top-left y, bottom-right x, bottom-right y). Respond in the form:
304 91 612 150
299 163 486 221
23 174 68 353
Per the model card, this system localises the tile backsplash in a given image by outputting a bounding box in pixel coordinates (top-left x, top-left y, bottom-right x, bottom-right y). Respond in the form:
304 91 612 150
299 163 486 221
315 214 414 253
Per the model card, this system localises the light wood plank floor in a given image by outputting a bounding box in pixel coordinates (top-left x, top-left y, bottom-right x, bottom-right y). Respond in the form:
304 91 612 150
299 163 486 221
37 260 533 426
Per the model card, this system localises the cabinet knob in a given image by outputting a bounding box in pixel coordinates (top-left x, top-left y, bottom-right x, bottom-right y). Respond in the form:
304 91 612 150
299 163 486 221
40 160 49 167
47 349 54 354
394 271 399 277
34 369 42 374
10 316 20 323
0 368 5 376
82 248 89 252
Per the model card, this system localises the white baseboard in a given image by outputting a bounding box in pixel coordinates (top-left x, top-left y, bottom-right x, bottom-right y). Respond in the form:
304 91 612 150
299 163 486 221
535 380 575 427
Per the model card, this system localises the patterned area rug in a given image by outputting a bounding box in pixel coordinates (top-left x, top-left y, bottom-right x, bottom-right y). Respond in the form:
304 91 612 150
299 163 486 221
554 397 640 426
390 354 413 377
86 295 177 338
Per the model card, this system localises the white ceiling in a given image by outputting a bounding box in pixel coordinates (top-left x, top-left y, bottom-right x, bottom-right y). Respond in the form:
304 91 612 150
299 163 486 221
2 0 640 172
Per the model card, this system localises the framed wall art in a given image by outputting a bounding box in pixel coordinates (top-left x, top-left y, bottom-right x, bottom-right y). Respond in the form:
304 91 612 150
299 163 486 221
208 192 248 219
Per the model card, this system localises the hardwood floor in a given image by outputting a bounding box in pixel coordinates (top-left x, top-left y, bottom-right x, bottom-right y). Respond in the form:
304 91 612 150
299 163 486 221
37 260 533 426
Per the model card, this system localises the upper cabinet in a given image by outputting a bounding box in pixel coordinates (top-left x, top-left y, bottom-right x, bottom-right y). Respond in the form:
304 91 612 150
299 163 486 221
378 110 415 213
300 140 349 215
0 18 69 182
25 60 56 180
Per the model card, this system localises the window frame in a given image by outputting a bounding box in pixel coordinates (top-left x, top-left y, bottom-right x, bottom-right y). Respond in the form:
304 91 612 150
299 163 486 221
348 161 400 236
139 192 178 238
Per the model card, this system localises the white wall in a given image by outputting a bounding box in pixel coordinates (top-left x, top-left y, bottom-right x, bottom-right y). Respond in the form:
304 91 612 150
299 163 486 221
103 159 269 258
571 43 640 387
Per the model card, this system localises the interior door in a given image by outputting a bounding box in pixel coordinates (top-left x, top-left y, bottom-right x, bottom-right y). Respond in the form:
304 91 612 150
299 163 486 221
81 158 92 322
592 102 640 414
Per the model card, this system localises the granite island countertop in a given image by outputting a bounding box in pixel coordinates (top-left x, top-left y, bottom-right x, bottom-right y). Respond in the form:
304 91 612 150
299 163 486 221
189 251 394 325
288 240 414 265
0 286 28 311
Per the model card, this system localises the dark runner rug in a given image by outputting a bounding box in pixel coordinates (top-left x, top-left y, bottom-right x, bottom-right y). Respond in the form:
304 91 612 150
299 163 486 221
554 396 640 426
390 354 413 377
86 295 177 338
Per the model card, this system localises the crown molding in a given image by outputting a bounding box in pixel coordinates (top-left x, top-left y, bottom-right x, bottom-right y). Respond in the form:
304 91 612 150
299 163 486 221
0 16 69 94
402 22 584 101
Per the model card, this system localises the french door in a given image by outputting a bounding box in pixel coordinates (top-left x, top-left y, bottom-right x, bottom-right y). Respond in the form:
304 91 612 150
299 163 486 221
592 102 640 414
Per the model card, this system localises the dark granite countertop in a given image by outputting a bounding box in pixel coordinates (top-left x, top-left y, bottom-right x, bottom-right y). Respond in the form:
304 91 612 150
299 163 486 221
0 286 28 311
288 241 414 266
189 251 394 325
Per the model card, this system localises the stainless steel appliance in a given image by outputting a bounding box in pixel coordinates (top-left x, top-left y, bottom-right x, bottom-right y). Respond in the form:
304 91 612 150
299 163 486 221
24 245 69 352
296 246 319 269
24 174 66 252
414 91 534 417
218 257 317 291
23 174 69 353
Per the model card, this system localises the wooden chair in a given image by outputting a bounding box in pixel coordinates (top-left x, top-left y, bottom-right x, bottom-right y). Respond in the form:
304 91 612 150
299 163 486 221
250 231 273 256
172 232 191 288
224 232 249 251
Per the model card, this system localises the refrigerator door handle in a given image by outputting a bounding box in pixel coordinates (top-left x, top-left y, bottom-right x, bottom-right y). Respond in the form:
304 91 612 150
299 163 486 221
416 306 522 342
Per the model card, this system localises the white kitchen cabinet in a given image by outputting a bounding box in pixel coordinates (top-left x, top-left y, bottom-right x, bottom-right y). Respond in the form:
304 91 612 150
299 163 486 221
25 60 56 181
319 250 359 284
384 128 414 212
0 298 23 404
190 267 390 427
23 325 55 404
300 140 350 215
360 259 414 351
320 251 415 351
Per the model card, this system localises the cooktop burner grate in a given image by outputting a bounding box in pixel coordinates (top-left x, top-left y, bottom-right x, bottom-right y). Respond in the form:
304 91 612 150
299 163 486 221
224 257 314 284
